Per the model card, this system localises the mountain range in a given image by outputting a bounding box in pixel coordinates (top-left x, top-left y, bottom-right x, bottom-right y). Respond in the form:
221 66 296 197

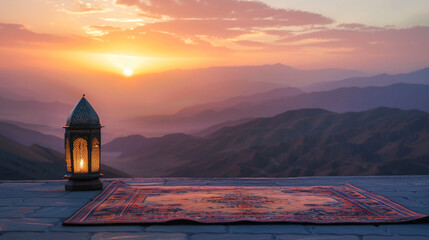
304 67 429 92
0 96 71 133
0 121 63 152
2 65 429 179
0 133 129 180
104 107 429 177
129 83 429 136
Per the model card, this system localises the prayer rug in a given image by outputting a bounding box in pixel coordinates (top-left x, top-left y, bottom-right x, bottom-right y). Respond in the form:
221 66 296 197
64 181 427 224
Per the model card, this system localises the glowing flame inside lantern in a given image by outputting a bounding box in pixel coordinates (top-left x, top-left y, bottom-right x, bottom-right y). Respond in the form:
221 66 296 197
80 159 84 169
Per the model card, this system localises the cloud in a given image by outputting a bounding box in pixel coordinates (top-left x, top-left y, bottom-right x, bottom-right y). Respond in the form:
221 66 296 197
278 24 429 56
61 0 106 14
116 0 333 38
0 23 64 46
84 25 122 36
93 26 231 57
100 18 145 23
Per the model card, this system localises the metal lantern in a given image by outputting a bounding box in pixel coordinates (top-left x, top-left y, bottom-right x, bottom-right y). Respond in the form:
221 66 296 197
64 94 103 191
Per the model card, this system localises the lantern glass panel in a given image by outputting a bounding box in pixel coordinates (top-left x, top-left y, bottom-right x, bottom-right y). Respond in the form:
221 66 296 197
65 138 71 173
91 137 100 172
73 138 88 174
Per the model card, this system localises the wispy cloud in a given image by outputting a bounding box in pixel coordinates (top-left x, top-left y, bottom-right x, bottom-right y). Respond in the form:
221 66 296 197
116 0 333 38
61 0 106 14
100 17 145 23
0 23 64 45
84 25 122 36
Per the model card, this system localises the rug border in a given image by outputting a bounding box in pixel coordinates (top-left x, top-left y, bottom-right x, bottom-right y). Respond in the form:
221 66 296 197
63 181 428 225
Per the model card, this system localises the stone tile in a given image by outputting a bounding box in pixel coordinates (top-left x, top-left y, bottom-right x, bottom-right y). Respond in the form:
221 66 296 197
0 207 39 217
414 198 429 205
27 207 78 218
230 225 309 234
51 222 145 232
388 186 429 192
60 191 101 199
146 225 227 233
0 198 24 207
191 234 273 240
0 191 68 198
380 224 429 236
0 232 91 240
387 198 427 208
276 235 359 240
0 218 60 231
374 191 428 198
91 232 188 240
0 183 45 189
14 198 89 207
364 236 429 240
405 207 429 215
25 185 66 191
309 225 389 235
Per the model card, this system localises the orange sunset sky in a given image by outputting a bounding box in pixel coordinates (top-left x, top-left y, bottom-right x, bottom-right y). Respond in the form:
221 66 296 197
1 0 429 130
1 0 428 75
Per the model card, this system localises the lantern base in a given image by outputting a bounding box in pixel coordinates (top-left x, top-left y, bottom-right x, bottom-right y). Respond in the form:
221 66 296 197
65 178 103 191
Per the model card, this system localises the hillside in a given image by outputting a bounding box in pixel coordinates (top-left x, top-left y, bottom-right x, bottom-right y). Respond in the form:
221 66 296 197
130 83 429 136
304 67 429 92
0 121 63 152
128 87 304 134
105 108 429 177
0 134 129 180
0 96 71 129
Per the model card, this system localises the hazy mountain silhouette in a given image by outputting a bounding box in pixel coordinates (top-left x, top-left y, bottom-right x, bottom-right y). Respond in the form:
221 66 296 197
246 83 429 116
0 121 63 152
103 134 148 153
174 87 304 117
0 96 72 129
129 87 303 133
104 108 429 177
142 63 367 88
191 118 255 137
304 66 429 92
0 120 61 138
0 134 129 180
130 83 429 136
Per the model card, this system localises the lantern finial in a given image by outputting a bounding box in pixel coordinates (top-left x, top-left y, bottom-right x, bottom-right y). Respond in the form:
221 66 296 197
83 94 85 98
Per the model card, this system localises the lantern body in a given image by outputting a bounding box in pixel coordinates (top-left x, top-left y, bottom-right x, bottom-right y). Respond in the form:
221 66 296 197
64 95 103 191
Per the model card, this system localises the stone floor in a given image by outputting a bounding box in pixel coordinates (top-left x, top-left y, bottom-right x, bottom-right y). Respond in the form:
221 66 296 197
0 176 428 240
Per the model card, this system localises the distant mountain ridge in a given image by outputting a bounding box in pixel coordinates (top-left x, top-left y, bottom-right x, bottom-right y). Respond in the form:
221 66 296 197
104 107 429 177
304 67 429 92
174 87 304 117
0 121 63 152
143 63 367 87
130 83 429 136
0 133 130 179
0 96 71 129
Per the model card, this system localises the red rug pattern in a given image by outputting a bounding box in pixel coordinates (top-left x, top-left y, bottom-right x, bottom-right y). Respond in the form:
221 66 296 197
64 181 426 224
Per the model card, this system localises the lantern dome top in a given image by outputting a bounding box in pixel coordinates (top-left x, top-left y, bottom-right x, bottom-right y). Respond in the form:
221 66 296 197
66 95 101 129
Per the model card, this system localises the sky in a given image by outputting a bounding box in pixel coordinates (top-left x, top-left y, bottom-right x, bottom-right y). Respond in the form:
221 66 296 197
1 0 428 76
0 0 429 140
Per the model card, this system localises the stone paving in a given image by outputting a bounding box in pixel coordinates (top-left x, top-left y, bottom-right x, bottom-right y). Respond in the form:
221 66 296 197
0 176 428 240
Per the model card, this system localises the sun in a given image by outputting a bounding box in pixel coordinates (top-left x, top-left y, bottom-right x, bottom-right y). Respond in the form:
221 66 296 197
123 67 133 77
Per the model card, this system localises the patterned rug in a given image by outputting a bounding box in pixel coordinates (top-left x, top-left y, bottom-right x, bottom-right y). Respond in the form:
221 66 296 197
64 181 427 225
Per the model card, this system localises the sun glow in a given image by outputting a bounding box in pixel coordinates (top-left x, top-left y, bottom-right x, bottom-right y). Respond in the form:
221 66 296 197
123 67 133 77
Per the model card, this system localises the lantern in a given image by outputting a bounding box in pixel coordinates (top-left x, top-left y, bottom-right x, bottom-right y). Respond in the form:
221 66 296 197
64 94 103 191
